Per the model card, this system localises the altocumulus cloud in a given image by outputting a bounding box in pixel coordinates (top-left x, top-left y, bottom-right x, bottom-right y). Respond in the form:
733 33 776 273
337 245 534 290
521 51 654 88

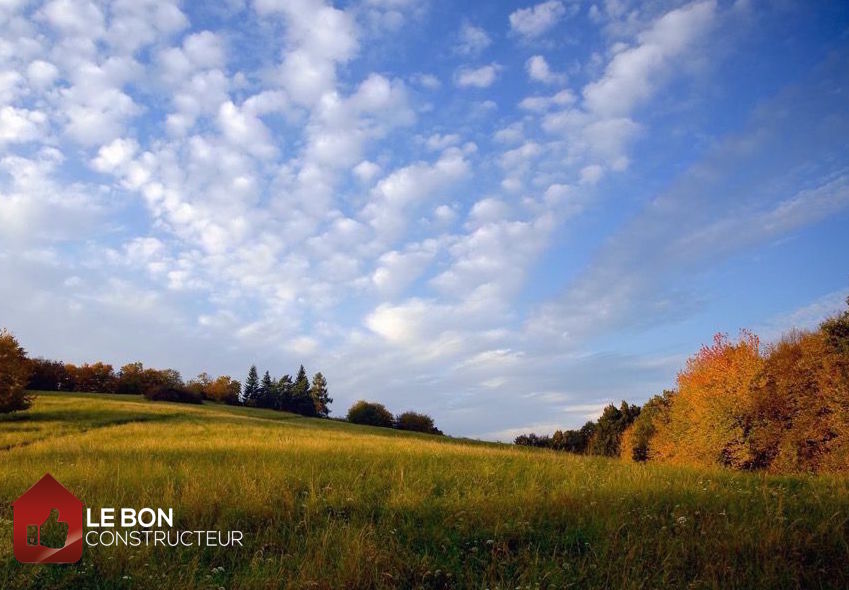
0 0 848 439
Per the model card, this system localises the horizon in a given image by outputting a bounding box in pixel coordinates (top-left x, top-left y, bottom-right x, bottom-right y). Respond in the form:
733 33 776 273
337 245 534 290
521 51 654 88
1 0 848 441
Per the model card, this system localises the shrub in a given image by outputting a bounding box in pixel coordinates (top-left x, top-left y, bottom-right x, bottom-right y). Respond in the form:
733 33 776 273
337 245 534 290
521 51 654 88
347 400 394 428
396 411 443 435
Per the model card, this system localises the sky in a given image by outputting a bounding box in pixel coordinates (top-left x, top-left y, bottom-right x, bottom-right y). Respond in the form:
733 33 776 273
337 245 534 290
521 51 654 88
1 0 848 440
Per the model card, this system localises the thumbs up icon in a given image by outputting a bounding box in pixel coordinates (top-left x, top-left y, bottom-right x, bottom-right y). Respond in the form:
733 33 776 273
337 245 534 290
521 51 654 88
26 508 69 549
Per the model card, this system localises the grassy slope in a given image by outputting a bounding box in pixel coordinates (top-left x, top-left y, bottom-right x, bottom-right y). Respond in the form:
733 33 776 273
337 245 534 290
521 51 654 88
1 393 848 590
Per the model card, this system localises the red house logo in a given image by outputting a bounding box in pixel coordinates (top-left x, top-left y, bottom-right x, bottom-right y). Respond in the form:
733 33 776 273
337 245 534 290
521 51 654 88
13 474 84 564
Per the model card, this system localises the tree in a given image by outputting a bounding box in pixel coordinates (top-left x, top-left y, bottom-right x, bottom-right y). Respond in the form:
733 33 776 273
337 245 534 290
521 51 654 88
396 411 442 434
748 329 849 473
0 329 33 413
276 374 293 412
309 372 332 417
116 362 145 394
587 401 640 457
207 376 241 405
187 373 212 399
652 331 763 468
243 365 259 406
26 358 66 391
620 391 674 462
258 371 275 409
347 400 394 428
291 365 315 416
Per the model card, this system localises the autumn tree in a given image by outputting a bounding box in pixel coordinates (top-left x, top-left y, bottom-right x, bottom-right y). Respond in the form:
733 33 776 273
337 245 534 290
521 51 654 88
206 376 241 405
0 329 33 413
116 362 146 394
652 331 763 468
620 391 674 462
309 372 332 417
748 327 849 473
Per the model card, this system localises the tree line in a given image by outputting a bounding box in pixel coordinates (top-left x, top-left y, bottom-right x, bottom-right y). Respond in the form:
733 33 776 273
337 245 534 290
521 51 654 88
516 297 849 474
0 333 442 434
239 364 332 418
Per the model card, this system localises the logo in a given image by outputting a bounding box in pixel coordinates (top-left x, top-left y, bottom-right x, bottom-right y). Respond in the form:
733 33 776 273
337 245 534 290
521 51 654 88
13 474 84 564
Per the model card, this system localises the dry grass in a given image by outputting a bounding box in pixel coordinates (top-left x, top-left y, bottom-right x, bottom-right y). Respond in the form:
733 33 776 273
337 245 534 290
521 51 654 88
1 392 848 589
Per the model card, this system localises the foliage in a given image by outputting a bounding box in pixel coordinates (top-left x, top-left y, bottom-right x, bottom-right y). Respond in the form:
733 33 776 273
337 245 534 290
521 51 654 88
0 329 33 413
242 365 259 407
651 331 764 468
620 391 674 462
2 392 848 590
347 400 394 428
396 411 443 435
587 401 640 457
309 372 332 418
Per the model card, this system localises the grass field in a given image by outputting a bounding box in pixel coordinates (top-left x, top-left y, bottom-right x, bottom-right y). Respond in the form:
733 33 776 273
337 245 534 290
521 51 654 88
1 393 848 589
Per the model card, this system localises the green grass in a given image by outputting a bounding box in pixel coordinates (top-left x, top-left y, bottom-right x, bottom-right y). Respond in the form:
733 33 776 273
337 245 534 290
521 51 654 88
1 392 848 589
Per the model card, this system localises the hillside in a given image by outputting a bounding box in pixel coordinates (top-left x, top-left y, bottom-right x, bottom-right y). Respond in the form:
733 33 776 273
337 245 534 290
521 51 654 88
2 392 848 589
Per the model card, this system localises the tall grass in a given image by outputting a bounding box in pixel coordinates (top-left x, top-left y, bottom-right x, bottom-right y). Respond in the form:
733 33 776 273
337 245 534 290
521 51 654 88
1 392 847 589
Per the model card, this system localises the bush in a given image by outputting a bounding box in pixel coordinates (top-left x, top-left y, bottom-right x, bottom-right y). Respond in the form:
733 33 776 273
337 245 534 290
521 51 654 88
144 386 203 404
347 400 394 428
0 329 33 413
396 411 443 435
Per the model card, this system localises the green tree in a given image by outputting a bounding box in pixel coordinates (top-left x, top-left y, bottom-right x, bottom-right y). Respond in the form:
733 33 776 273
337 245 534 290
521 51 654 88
396 411 442 434
276 374 293 412
309 372 332 417
347 400 394 428
243 365 260 406
258 370 275 409
291 365 315 416
588 401 640 457
0 329 33 413
621 391 674 462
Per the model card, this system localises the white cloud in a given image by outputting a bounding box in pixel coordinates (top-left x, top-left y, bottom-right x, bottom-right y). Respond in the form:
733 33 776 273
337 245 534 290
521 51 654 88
509 1 567 39
525 54 566 84
90 137 139 173
455 23 492 56
455 63 501 88
583 0 717 117
0 106 47 144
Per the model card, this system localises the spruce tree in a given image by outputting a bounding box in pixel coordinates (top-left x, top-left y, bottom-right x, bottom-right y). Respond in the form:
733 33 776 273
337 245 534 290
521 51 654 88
276 374 293 412
243 365 259 406
258 370 275 409
291 365 315 416
309 372 332 417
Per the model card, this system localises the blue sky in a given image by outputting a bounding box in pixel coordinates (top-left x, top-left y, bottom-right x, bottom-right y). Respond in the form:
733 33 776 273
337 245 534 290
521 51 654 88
1 0 848 439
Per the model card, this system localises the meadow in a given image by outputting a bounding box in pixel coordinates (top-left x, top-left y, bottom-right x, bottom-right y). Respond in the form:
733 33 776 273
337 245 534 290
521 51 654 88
1 393 848 589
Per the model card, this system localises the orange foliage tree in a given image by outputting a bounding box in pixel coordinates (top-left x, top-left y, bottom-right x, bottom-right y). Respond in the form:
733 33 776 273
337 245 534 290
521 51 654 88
652 331 763 468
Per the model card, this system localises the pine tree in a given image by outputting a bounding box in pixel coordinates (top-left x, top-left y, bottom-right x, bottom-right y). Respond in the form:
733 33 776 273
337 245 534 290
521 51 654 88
258 370 275 409
309 372 332 417
291 365 315 416
243 365 259 406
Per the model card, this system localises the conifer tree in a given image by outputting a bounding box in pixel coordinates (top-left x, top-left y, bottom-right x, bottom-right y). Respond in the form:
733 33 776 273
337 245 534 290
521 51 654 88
291 365 315 416
258 370 275 409
276 374 293 412
243 365 259 406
